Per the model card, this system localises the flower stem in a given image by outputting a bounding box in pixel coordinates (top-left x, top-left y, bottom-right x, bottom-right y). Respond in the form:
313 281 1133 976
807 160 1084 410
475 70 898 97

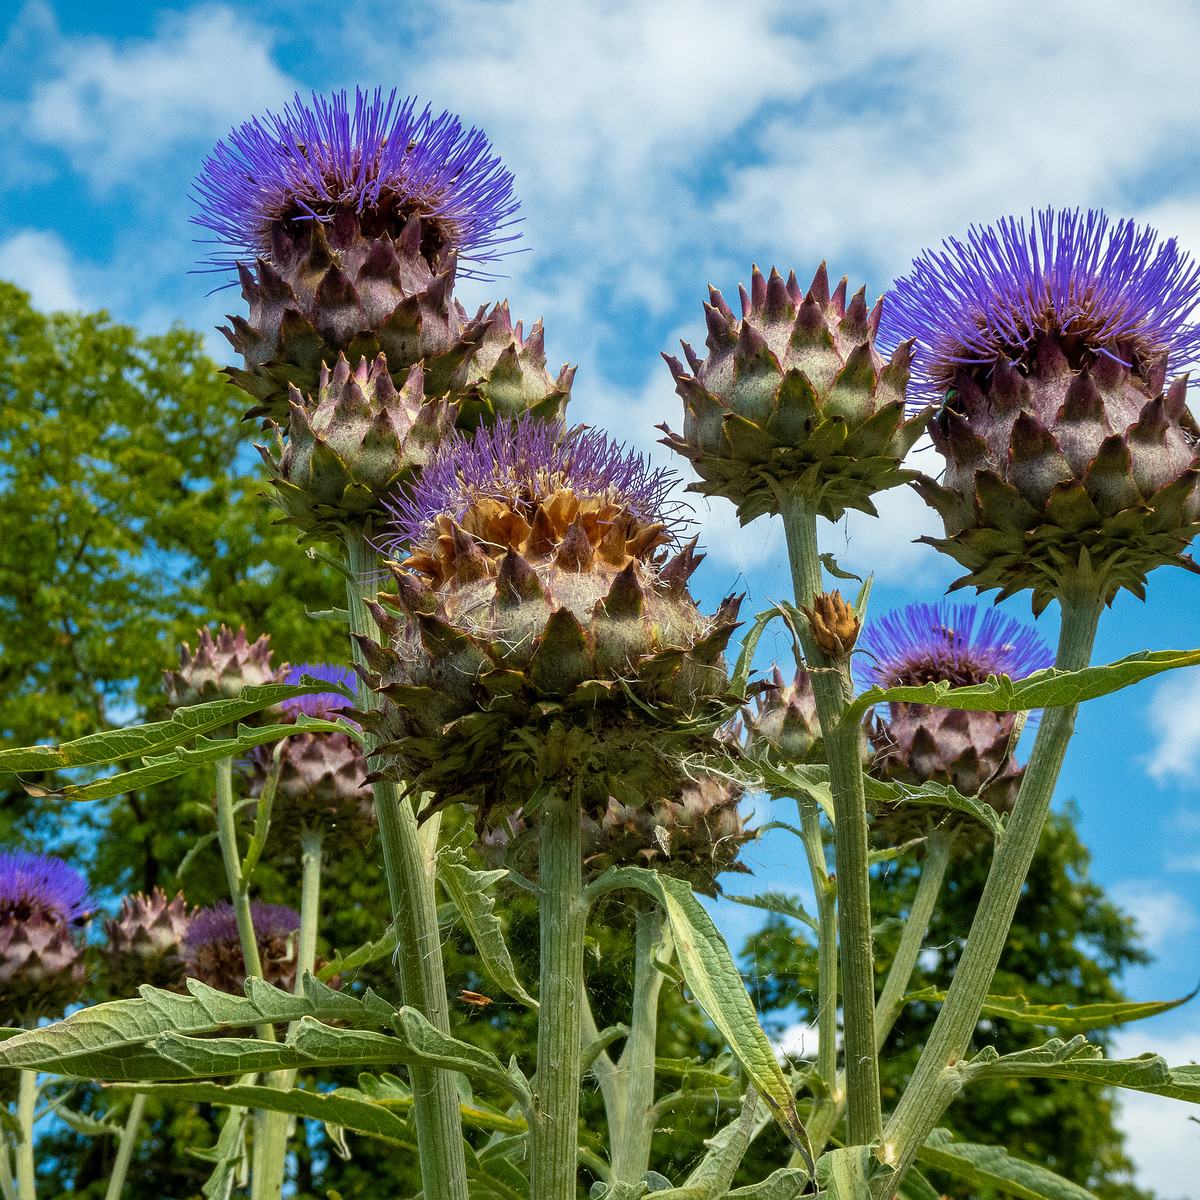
879 585 1103 1191
797 796 837 1117
531 784 586 1200
779 491 882 1145
14 1072 36 1200
343 529 469 1200
874 829 951 1052
610 904 671 1184
103 1093 147 1200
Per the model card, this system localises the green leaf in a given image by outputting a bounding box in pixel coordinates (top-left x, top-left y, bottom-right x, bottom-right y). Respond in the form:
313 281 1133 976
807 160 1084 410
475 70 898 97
843 648 1200 726
894 1165 941 1200
730 610 781 701
649 1089 764 1199
852 573 874 622
586 867 806 1151
724 892 819 935
318 922 400 982
196 1106 250 1200
915 1128 1100 1200
863 775 1006 840
725 1167 811 1199
904 986 1198 1033
756 761 835 823
437 847 538 1008
955 1035 1200 1104
820 553 862 582
0 974 392 1075
26 716 348 801
0 679 351 774
814 1146 890 1199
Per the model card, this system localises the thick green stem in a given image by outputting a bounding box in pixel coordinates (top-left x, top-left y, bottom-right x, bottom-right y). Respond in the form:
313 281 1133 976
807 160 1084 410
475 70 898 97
798 797 838 1111
531 785 586 1200
0 1133 16 1200
874 830 951 1052
880 587 1103 1190
103 1092 147 1200
779 492 882 1145
343 529 468 1200
610 905 671 1184
14 1072 35 1200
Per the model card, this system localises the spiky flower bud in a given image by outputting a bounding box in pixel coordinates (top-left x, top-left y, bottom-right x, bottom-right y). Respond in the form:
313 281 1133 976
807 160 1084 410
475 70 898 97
660 264 929 523
360 417 742 824
0 851 89 1022
182 902 300 995
194 88 520 421
737 667 824 765
880 208 1200 611
250 664 374 846
801 590 860 656
451 301 574 430
163 625 287 710
104 889 189 995
859 601 1053 855
258 353 453 539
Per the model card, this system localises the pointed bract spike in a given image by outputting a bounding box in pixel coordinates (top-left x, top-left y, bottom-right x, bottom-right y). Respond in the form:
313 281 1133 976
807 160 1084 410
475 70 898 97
868 295 884 340
764 268 792 323
555 520 595 572
831 276 848 316
1165 373 1191 422
451 525 491 584
751 265 768 310
839 287 870 344
237 261 261 305
704 302 737 350
785 270 802 305
399 213 423 258
495 550 547 606
659 536 704 590
708 286 734 320
663 352 689 385
807 262 830 308
683 341 703 374
528 506 558 556
393 571 439 617
602 561 645 618
738 283 752 319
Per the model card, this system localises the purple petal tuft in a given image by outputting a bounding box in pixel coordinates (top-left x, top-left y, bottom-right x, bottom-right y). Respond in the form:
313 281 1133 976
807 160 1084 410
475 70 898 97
0 850 90 924
283 663 357 719
185 902 300 949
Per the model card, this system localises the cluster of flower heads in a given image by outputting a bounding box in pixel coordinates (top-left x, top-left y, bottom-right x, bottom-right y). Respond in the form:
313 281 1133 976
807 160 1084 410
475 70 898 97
183 902 301 994
193 87 520 280
382 415 682 556
880 207 1200 406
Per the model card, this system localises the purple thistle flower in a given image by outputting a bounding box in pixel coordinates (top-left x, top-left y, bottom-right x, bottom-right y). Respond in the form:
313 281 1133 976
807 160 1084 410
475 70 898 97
184 902 300 950
858 600 1054 691
283 663 357 720
879 208 1200 407
0 851 89 925
382 415 683 555
193 87 520 282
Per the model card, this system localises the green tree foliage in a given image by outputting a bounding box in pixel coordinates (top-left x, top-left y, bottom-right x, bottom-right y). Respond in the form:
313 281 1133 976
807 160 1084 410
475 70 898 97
744 807 1154 1200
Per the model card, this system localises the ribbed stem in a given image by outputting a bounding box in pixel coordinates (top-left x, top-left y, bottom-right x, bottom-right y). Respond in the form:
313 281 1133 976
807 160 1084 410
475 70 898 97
779 492 882 1145
103 1093 146 1200
880 587 1103 1192
14 1071 35 1200
798 797 838 1115
343 529 468 1200
874 829 951 1052
610 905 670 1184
531 785 586 1200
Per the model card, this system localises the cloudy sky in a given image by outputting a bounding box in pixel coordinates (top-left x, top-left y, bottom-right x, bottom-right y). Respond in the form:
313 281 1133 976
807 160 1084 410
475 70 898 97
3 0 1200 1191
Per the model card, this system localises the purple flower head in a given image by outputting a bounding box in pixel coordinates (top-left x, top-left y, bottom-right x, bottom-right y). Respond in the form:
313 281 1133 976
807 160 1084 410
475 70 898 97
0 851 90 926
184 902 300 950
283 663 357 720
193 87 520 282
858 600 1054 691
879 208 1200 407
383 415 683 555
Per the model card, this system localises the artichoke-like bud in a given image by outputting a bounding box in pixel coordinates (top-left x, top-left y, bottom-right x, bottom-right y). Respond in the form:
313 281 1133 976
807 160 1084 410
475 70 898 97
451 301 575 430
880 208 1200 611
801 589 860 657
104 889 189 994
361 418 742 824
250 664 375 848
163 625 288 710
194 89 520 421
258 354 452 539
737 666 824 766
859 601 1053 856
182 902 300 995
0 851 89 1022
660 264 929 523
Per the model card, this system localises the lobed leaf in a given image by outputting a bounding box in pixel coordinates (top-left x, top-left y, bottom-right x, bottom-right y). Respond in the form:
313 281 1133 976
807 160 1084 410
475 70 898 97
724 892 819 935
317 922 400 982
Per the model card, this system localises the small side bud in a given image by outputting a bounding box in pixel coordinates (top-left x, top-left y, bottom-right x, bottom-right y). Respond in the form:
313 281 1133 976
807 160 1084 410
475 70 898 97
801 590 860 657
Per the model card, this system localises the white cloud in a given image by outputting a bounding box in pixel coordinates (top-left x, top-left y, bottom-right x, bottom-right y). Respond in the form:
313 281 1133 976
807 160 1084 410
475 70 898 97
1111 1029 1200 1197
0 229 84 312
27 5 297 187
1109 881 1198 952
1146 672 1200 782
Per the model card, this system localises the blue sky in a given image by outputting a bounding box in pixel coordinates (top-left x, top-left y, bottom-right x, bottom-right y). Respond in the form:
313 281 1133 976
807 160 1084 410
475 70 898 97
3 0 1200 1191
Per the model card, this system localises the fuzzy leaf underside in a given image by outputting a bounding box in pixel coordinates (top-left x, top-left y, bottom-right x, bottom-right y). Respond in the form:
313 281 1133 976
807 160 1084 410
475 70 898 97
588 867 806 1151
0 678 351 773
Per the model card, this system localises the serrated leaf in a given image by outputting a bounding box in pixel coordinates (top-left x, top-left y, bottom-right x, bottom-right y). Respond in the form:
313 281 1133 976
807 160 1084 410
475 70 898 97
756 762 835 824
725 1167 811 1199
437 848 538 1009
955 1035 1200 1104
588 867 806 1151
843 648 1200 725
730 610 781 701
28 716 348 801
0 974 392 1075
318 922 400 982
863 775 1006 840
915 1128 1100 1200
904 987 1197 1034
650 1090 763 1199
0 679 351 774
725 892 819 935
